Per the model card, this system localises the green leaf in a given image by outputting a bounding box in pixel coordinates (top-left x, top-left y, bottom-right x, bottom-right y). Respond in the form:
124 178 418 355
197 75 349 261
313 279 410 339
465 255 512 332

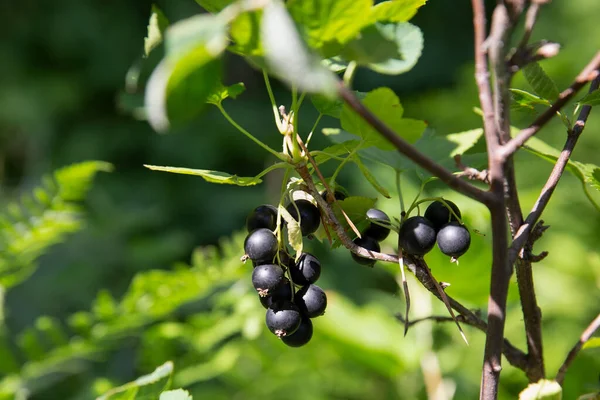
194 0 235 13
229 10 263 57
160 389 193 400
313 140 362 165
144 165 263 186
262 1 337 97
287 0 372 51
341 87 426 149
510 88 552 110
206 82 246 106
370 0 427 22
519 379 562 400
322 56 349 72
311 92 366 119
353 156 391 198
343 22 423 75
577 88 600 106
278 205 303 258
144 5 169 58
145 14 227 132
446 128 484 157
522 63 560 102
330 196 376 247
97 361 173 400
582 337 600 350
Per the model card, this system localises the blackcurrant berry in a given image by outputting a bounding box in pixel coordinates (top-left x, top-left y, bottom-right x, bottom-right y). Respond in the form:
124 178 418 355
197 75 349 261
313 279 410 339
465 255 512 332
295 284 327 318
362 208 391 242
286 199 321 236
244 228 278 263
437 222 471 258
351 236 380 266
281 316 313 347
424 200 461 231
266 300 302 337
246 204 278 232
320 189 347 203
252 263 285 297
260 278 293 309
289 252 321 285
398 216 436 256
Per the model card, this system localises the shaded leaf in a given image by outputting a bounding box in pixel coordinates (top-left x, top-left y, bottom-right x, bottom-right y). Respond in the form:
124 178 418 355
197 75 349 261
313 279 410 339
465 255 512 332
519 379 562 400
278 205 303 258
311 92 366 119
262 1 337 97
354 156 391 198
313 140 362 165
206 82 246 106
370 0 427 22
329 196 377 248
144 165 262 186
523 63 560 102
577 88 600 106
510 88 551 110
144 5 169 58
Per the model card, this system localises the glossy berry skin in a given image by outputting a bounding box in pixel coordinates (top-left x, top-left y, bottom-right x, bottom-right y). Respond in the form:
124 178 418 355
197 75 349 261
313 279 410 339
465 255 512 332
320 189 347 203
295 284 327 318
286 199 321 236
437 222 471 258
282 316 313 347
351 236 380 266
363 208 391 242
244 228 278 264
252 264 285 297
289 252 321 285
260 278 293 309
246 205 278 232
266 300 302 337
424 200 461 231
398 216 436 256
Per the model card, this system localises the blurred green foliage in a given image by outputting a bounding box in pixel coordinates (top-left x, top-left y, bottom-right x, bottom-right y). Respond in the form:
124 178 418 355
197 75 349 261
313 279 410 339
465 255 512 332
0 0 599 399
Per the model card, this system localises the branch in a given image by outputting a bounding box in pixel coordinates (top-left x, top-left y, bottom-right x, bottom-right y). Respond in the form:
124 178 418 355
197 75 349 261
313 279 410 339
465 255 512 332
337 84 492 205
396 313 458 328
555 313 600 385
509 75 600 265
501 51 600 159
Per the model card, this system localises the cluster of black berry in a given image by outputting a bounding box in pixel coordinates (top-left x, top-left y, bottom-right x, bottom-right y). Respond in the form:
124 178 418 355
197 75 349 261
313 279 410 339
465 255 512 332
243 201 327 347
351 208 391 267
399 200 471 260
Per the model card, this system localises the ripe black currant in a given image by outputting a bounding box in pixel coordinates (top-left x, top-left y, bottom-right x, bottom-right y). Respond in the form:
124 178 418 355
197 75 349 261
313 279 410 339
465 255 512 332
252 263 285 297
295 284 327 318
281 316 313 347
424 200 461 231
362 208 391 242
286 199 321 236
246 205 278 232
351 236 380 266
289 252 321 285
244 228 278 264
398 216 436 256
266 300 302 337
437 222 471 258
260 278 293 309
320 189 347 203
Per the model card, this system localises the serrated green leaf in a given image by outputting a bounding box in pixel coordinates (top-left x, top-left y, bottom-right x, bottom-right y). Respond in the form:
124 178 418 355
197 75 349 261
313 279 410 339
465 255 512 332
160 389 192 400
577 88 600 106
262 1 337 97
523 63 560 102
582 337 600 350
278 205 303 258
206 82 245 106
145 14 227 132
519 379 562 400
341 87 426 149
144 5 169 58
97 361 173 400
446 128 484 157
510 88 552 110
194 0 235 13
144 165 262 186
370 0 427 23
287 0 372 51
313 140 362 165
353 156 391 198
311 92 366 119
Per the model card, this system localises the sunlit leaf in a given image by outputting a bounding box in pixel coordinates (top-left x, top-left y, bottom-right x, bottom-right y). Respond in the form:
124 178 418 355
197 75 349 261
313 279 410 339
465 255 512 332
278 205 303 258
229 10 263 57
144 165 263 186
353 156 391 198
518 379 562 400
313 140 362 165
370 0 427 23
144 5 169 58
194 0 235 13
446 128 484 157
159 389 193 400
522 63 560 102
510 88 552 110
97 361 173 400
582 337 600 350
206 82 246 106
577 88 600 106
261 1 337 97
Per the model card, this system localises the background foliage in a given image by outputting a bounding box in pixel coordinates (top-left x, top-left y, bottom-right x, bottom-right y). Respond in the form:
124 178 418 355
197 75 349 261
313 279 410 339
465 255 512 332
0 0 599 399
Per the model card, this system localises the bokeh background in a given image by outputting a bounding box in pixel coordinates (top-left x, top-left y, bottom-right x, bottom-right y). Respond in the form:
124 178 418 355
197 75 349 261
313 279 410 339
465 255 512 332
1 0 599 399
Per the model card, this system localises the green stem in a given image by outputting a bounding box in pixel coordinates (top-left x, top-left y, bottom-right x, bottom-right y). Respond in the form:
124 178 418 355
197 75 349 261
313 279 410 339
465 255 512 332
262 70 283 133
217 105 286 161
254 162 290 180
396 170 405 214
306 113 323 145
343 61 358 88
330 145 360 184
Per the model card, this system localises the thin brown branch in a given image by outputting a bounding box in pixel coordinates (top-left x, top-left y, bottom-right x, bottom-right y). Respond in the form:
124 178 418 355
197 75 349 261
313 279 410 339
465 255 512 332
556 313 600 385
337 84 492 205
501 51 600 158
509 75 600 265
396 313 458 328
